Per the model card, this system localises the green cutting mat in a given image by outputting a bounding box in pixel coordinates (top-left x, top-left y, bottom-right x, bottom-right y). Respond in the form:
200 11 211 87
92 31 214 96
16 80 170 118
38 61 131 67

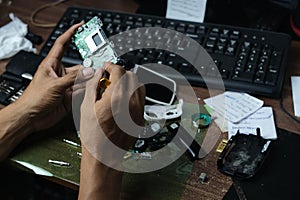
9 102 208 199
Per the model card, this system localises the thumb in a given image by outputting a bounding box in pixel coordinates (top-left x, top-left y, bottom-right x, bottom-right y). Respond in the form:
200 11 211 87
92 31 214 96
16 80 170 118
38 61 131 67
56 67 95 90
83 68 105 103
69 66 95 83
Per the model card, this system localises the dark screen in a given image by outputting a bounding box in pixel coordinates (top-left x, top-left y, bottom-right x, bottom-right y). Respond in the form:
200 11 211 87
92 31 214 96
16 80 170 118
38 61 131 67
135 66 175 104
92 33 102 46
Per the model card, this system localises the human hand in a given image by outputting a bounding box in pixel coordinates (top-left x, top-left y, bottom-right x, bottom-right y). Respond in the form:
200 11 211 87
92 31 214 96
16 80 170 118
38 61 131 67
78 62 145 200
17 23 94 132
79 62 145 168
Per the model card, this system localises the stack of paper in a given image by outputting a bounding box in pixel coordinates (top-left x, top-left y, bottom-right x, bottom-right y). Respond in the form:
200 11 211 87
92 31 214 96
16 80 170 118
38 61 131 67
204 91 277 139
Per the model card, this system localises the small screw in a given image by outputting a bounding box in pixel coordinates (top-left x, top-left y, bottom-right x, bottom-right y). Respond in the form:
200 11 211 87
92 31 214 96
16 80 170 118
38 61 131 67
198 172 207 182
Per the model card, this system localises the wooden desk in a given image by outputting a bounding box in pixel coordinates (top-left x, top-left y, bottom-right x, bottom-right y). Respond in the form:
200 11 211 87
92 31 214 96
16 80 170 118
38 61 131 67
1 0 300 199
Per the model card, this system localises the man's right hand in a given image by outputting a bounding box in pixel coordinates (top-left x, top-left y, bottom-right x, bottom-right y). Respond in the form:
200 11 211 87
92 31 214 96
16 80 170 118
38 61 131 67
78 62 145 200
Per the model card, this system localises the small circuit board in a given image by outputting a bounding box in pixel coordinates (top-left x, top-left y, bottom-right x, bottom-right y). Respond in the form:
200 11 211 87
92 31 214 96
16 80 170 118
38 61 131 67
73 16 118 69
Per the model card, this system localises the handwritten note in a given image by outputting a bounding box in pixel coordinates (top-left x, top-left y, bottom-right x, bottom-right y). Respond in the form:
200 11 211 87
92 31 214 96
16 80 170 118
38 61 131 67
204 91 264 123
228 107 277 140
166 0 207 23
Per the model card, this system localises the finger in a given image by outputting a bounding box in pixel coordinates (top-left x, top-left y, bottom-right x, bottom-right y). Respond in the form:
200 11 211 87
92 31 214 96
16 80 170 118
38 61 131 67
65 65 81 74
84 68 105 102
48 22 84 60
72 71 95 92
64 66 95 88
63 87 74 112
75 66 95 84
72 81 87 92
126 71 139 90
39 58 63 78
126 72 145 107
103 62 125 84
72 87 86 97
138 84 146 103
58 64 80 78
56 68 81 91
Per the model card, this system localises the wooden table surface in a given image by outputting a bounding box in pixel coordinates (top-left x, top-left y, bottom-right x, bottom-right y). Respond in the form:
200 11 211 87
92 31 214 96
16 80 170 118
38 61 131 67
1 1 300 199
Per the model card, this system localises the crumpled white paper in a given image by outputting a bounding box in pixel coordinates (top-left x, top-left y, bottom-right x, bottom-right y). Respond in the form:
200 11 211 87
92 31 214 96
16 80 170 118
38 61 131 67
0 13 37 60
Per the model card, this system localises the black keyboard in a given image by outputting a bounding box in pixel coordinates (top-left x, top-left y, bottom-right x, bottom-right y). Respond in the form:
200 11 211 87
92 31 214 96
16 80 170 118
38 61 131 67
40 7 291 98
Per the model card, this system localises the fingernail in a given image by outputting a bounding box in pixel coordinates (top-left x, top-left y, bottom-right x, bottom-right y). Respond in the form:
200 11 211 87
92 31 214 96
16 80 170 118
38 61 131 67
82 67 94 77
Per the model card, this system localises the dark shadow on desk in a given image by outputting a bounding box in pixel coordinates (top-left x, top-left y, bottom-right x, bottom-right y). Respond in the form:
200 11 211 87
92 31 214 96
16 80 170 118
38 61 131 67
0 163 77 199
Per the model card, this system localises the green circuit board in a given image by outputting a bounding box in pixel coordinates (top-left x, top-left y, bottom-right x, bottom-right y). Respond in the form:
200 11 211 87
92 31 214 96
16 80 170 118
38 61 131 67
73 16 118 69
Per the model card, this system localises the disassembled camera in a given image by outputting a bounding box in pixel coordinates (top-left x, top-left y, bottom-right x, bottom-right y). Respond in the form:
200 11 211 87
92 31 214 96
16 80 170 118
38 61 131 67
217 129 272 179
73 16 118 69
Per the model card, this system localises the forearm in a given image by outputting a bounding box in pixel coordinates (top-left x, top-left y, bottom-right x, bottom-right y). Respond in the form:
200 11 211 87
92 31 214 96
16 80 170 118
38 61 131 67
0 102 33 161
78 146 123 200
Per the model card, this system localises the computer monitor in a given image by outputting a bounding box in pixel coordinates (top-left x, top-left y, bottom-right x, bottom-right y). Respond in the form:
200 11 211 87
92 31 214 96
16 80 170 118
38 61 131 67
135 0 299 33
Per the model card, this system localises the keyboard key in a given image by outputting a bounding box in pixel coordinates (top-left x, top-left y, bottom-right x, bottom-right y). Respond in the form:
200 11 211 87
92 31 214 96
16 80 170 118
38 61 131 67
254 72 265 84
206 66 218 77
232 71 254 82
215 45 225 54
220 68 229 79
265 72 278 86
186 24 196 34
178 63 193 73
196 25 206 34
225 47 235 56
231 30 240 39
220 29 230 38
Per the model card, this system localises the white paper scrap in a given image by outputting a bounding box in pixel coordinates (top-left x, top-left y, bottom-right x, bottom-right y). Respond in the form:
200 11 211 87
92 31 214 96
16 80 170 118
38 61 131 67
204 104 228 132
204 91 264 123
14 160 53 176
166 0 207 23
291 76 300 117
228 107 277 140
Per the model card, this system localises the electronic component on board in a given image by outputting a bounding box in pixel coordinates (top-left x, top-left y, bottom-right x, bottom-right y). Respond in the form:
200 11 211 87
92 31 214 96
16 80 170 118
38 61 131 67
73 16 118 69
